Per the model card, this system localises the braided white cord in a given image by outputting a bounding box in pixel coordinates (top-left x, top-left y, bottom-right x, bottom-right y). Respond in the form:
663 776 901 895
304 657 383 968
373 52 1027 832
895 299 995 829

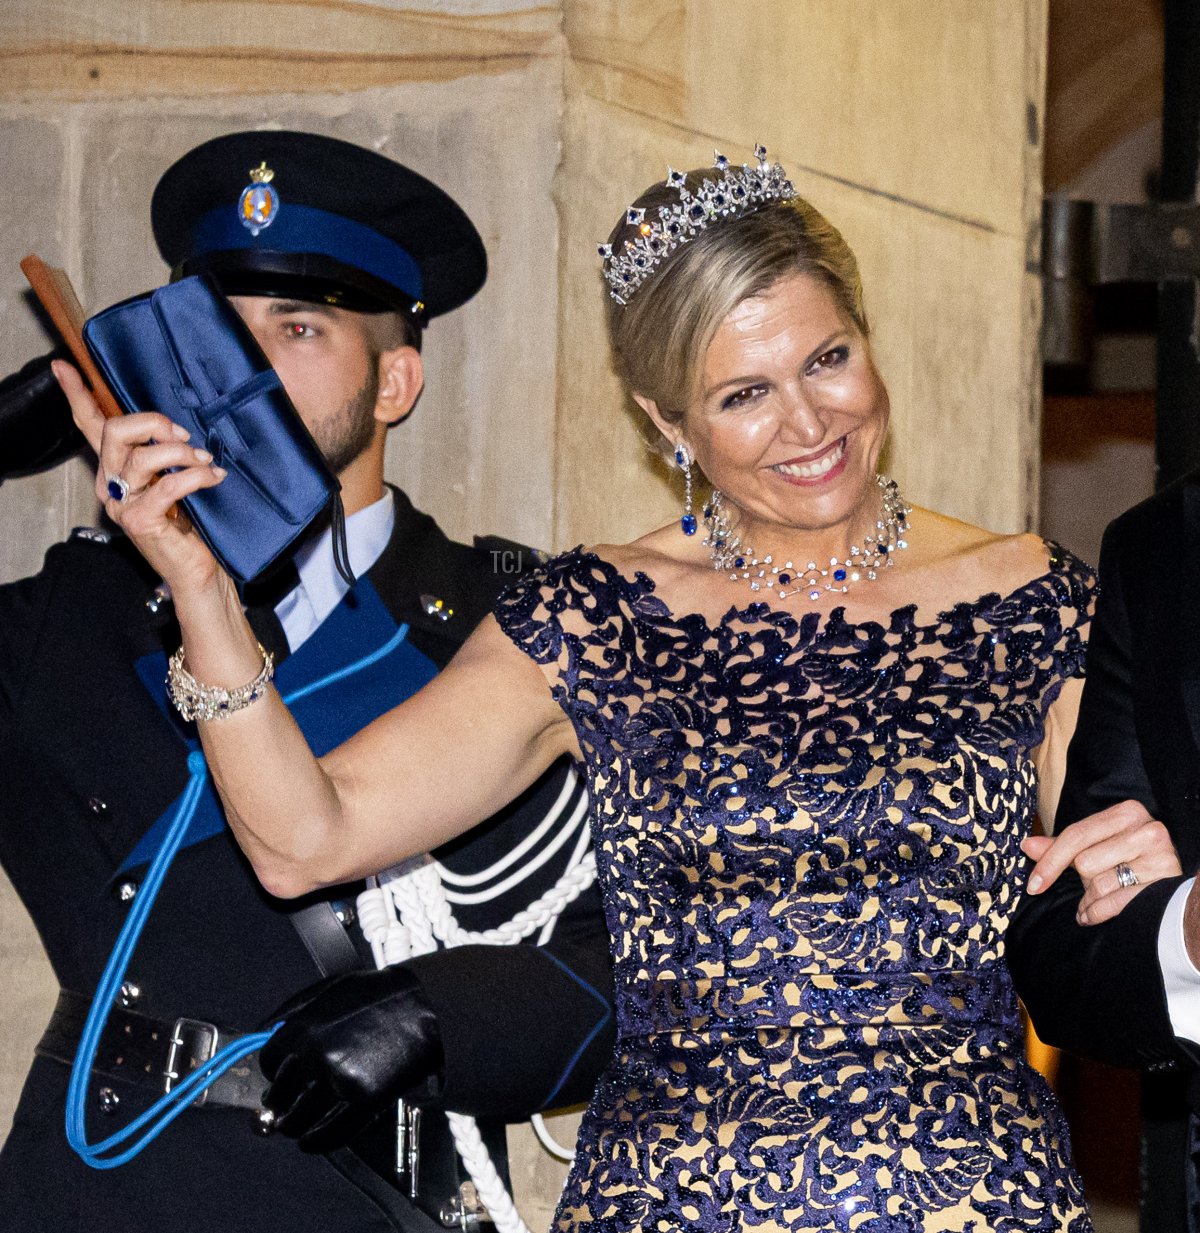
424 852 597 948
359 844 596 1233
358 869 532 1232
358 855 599 958
446 1110 529 1233
384 859 441 954
355 877 401 968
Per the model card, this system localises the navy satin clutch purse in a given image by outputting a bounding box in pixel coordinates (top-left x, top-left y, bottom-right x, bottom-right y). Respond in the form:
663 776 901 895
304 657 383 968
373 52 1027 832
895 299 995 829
82 275 340 584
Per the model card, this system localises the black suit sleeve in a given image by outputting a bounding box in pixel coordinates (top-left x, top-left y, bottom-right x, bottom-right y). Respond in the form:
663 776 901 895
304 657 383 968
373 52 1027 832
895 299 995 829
1007 526 1192 1068
0 543 64 727
403 882 614 1120
0 352 83 480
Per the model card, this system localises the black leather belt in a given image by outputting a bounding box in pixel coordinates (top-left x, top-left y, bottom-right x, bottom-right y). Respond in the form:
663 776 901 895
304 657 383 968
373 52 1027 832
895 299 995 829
36 991 497 1229
36 989 267 1111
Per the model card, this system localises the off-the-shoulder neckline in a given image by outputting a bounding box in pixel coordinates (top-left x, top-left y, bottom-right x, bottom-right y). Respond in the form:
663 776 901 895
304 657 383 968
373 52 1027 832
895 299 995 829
556 540 1091 640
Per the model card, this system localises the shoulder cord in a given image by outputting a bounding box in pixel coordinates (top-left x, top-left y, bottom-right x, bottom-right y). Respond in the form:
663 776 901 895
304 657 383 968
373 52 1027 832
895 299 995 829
433 771 580 892
356 797 595 1233
65 753 275 1168
65 623 416 1168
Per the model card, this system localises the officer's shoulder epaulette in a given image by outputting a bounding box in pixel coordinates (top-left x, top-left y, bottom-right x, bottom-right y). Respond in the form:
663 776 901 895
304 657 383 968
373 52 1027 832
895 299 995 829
69 526 112 545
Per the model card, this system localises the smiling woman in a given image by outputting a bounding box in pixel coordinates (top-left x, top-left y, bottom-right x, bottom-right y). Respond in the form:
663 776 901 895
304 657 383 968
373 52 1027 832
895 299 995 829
637 271 890 566
54 146 1183 1233
590 167 1018 631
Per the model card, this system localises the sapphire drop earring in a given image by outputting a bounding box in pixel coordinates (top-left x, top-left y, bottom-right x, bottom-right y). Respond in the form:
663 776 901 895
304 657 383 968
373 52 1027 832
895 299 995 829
675 443 696 535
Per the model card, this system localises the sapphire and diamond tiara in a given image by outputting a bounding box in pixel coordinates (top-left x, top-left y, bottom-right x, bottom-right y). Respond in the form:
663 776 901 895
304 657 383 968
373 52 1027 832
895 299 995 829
598 145 795 305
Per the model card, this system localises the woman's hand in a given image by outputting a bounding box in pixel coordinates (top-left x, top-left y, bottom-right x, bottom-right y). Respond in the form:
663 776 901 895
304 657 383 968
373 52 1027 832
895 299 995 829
53 360 228 601
1021 799 1181 925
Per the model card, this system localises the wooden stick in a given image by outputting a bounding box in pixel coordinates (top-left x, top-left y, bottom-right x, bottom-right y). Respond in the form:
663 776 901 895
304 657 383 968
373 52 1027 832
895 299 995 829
22 254 183 520
20 255 123 420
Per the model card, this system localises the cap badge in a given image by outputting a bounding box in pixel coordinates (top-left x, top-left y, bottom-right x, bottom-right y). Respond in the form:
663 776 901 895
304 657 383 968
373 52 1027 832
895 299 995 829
239 162 279 236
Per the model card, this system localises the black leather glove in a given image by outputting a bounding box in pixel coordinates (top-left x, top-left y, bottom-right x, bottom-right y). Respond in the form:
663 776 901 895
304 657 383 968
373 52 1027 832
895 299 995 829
259 964 445 1154
0 350 83 479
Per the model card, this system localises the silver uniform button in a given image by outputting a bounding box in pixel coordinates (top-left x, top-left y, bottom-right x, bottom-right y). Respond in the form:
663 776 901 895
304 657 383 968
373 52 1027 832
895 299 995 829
98 1087 120 1114
254 1108 276 1135
115 881 139 903
118 982 141 1007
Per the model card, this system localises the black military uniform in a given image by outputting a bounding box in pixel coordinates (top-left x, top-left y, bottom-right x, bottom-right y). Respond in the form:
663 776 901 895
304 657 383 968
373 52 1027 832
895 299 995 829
0 131 613 1232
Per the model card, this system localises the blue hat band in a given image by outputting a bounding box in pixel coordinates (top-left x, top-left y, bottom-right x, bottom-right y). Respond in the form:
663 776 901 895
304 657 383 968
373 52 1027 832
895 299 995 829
192 203 423 302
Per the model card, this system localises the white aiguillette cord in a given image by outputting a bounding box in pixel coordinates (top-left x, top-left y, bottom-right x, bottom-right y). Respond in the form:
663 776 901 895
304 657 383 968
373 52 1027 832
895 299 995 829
356 776 595 1233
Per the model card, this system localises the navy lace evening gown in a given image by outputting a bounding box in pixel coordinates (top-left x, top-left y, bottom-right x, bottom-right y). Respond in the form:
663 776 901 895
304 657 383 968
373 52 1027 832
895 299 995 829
495 543 1095 1232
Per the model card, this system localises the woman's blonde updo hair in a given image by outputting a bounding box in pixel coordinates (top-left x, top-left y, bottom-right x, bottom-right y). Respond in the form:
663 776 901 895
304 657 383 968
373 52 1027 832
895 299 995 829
604 168 868 434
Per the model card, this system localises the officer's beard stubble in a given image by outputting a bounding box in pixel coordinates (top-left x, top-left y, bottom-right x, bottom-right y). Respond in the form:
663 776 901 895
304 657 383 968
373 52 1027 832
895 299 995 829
311 368 379 477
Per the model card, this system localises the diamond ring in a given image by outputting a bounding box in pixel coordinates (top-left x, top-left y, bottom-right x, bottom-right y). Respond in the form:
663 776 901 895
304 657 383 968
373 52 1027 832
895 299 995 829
105 474 131 504
1115 862 1139 889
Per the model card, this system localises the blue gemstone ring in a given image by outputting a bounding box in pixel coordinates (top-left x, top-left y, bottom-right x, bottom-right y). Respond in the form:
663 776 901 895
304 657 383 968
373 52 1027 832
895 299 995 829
105 474 131 504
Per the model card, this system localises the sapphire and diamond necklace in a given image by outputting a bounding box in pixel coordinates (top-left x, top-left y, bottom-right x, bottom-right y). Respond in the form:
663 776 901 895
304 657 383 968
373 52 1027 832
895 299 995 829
702 474 911 602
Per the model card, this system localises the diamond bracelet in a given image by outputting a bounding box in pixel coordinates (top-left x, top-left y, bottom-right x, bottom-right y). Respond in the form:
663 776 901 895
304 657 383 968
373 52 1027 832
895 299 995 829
166 643 275 723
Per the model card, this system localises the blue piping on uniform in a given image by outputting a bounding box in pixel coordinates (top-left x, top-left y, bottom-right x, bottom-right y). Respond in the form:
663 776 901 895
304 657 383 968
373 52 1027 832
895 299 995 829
67 626 411 1167
280 622 410 706
537 949 612 1111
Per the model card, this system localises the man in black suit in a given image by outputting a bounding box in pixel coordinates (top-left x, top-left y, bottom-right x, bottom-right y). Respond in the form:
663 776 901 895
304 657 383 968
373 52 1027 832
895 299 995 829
1008 478 1200 1232
0 130 612 1232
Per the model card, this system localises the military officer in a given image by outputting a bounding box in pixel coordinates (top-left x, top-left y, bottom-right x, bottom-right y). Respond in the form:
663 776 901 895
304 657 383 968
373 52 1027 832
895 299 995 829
0 130 613 1233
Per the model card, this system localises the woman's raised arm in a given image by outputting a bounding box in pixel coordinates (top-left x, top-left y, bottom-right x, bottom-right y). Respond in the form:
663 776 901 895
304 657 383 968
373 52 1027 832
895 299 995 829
204 613 575 897
58 361 575 898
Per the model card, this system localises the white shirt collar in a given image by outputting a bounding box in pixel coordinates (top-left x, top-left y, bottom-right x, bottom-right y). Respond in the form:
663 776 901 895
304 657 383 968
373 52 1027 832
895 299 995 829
274 490 396 651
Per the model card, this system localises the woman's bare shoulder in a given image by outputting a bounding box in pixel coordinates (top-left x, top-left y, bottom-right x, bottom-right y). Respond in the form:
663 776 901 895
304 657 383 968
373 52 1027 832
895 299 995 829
907 507 1063 597
584 522 704 581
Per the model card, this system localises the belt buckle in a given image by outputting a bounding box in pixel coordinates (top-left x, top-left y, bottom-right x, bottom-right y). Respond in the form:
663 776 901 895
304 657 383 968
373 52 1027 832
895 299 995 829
164 1016 220 1105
